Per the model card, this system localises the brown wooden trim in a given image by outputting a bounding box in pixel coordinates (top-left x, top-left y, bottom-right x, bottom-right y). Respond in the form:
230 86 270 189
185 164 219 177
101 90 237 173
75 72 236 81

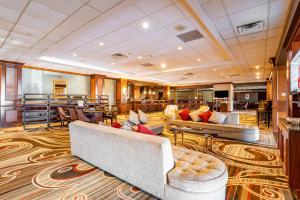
175 84 213 89
0 60 24 65
22 65 91 77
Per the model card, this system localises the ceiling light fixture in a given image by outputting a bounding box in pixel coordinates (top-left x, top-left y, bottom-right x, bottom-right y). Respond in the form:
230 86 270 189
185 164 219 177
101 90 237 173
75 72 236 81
111 62 115 66
138 56 142 59
177 46 183 50
213 68 217 71
256 72 260 76
255 65 260 69
197 58 201 61
72 53 77 57
142 21 149 29
256 76 260 79
220 73 224 76
99 42 104 46
161 63 166 68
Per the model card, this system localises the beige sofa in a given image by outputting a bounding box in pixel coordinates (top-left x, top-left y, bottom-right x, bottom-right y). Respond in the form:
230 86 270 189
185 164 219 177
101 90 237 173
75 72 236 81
167 111 259 142
69 121 228 200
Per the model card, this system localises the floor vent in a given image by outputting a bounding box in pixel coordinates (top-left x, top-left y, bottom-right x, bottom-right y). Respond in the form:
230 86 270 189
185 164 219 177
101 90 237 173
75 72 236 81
177 30 203 42
236 21 264 36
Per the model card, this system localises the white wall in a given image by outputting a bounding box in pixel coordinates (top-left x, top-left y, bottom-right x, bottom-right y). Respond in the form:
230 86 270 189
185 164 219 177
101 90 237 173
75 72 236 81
22 68 90 95
213 83 234 111
103 78 116 106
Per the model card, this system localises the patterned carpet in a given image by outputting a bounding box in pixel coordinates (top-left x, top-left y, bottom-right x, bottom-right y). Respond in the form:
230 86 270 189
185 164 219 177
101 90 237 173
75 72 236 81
0 112 294 200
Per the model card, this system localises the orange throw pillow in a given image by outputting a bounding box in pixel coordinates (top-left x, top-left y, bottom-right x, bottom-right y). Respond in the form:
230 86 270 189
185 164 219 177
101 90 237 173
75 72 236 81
199 111 212 123
179 108 190 121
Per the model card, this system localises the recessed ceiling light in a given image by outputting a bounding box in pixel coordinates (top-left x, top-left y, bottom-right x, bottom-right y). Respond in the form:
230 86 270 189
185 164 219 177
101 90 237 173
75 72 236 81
136 69 140 71
220 73 224 76
72 53 77 57
256 72 260 76
161 63 166 68
67 67 72 70
255 65 260 69
99 42 104 46
138 56 142 59
193 75 198 78
177 46 183 50
142 21 149 29
213 68 217 71
111 62 115 65
256 76 260 79
197 58 201 61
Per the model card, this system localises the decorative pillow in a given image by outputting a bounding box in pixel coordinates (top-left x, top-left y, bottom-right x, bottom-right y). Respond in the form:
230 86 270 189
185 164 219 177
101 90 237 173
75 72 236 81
137 124 156 135
128 110 140 125
121 120 134 131
179 108 190 121
199 106 210 113
188 109 201 122
138 109 148 124
199 111 212 123
209 112 227 124
112 121 121 128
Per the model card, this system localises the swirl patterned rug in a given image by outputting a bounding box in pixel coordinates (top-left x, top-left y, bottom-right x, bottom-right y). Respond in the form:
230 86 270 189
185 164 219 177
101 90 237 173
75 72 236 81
0 112 293 200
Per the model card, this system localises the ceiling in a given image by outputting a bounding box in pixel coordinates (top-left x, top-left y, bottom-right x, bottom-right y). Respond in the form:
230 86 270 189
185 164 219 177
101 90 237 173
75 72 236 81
0 0 292 85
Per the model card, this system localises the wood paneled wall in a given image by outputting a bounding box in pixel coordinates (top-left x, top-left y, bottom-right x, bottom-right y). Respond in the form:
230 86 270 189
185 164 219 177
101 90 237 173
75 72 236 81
272 65 288 133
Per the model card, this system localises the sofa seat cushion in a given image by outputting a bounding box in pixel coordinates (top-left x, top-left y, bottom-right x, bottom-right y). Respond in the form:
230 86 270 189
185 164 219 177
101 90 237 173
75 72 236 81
168 146 228 193
144 121 164 135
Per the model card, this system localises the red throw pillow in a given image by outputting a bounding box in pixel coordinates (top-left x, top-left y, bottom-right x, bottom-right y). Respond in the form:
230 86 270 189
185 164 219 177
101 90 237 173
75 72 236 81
112 121 122 128
137 124 156 135
179 108 190 121
199 111 212 123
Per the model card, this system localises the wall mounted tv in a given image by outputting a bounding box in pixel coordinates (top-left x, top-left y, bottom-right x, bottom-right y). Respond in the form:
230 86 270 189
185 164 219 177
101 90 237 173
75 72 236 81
291 50 300 94
214 90 229 98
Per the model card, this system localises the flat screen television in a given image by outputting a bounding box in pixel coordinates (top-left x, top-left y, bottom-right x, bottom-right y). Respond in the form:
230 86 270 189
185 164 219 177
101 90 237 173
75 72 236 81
214 90 229 98
291 51 300 94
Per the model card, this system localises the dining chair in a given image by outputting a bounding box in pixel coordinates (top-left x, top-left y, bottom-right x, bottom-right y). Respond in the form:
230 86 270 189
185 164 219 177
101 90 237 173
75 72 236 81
58 107 71 127
104 105 118 125
68 107 78 121
75 108 92 123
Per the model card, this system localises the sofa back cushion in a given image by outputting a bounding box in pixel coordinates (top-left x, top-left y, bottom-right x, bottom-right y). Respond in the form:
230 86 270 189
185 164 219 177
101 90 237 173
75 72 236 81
209 111 227 124
179 108 190 121
199 111 212 123
221 112 240 125
69 121 174 199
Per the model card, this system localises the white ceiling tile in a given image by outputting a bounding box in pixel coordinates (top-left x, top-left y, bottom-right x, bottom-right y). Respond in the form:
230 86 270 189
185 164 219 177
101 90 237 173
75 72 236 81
25 1 67 25
268 14 286 29
18 14 55 33
267 27 283 38
213 16 232 31
147 28 173 41
160 36 183 47
220 28 235 39
131 35 155 45
34 0 84 15
229 4 268 27
202 0 227 20
0 6 20 23
238 31 267 44
166 18 196 34
114 5 145 24
0 19 14 31
71 5 100 23
89 0 122 12
0 0 28 12
225 37 238 46
150 5 185 26
241 39 265 49
223 0 267 14
269 0 291 18
134 0 171 14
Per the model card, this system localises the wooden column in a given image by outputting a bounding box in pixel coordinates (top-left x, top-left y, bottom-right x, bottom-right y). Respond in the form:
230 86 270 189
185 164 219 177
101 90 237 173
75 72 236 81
116 79 128 114
90 74 104 98
266 80 272 100
163 85 170 100
272 65 288 134
133 85 140 100
0 60 23 128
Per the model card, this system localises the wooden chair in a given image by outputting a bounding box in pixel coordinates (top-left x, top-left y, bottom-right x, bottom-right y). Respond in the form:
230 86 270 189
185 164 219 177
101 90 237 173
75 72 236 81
58 107 71 127
103 105 118 125
75 108 92 123
68 107 78 121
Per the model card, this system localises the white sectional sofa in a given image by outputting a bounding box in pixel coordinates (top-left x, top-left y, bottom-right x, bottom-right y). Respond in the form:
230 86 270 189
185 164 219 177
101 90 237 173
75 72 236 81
69 121 228 200
164 105 259 142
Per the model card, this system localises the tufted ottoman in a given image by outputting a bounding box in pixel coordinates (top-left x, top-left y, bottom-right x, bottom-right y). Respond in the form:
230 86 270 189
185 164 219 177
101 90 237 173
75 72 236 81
164 146 228 200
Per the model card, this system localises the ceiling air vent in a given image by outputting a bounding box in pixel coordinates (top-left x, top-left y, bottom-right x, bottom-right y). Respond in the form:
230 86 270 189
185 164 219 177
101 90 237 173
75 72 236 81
111 53 128 60
236 21 264 36
183 72 194 76
177 30 203 42
141 63 155 67
229 74 240 77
